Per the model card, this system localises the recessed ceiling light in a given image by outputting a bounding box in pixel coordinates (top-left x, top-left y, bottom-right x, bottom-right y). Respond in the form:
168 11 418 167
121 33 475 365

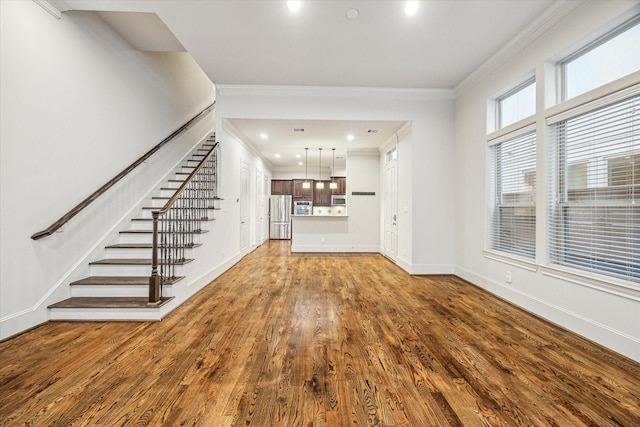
345 9 359 20
296 154 301 158
298 161 303 166
347 134 355 141
287 1 301 12
275 153 281 158
405 1 419 15
260 133 268 140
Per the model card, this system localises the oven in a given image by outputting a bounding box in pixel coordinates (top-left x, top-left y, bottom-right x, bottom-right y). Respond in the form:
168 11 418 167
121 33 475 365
331 195 346 206
293 200 313 215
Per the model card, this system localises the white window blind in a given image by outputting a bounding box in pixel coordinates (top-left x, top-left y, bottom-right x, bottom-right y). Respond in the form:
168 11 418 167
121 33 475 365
490 130 537 259
548 94 640 283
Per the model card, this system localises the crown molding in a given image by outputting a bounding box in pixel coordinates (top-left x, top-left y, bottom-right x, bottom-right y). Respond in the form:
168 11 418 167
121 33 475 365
216 84 454 101
33 0 71 19
454 0 586 96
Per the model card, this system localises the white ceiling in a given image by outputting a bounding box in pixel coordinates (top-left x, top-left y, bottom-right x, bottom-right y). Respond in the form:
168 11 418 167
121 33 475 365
225 118 407 169
63 0 557 169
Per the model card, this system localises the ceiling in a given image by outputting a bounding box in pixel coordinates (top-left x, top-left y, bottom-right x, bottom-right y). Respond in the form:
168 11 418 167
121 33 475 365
225 118 407 169
61 0 557 169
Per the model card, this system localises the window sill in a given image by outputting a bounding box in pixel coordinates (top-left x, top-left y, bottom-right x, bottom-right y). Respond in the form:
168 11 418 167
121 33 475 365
483 250 538 272
540 265 640 302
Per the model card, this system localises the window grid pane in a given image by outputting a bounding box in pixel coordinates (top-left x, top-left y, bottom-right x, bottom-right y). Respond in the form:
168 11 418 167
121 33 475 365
563 20 640 100
498 80 536 129
548 95 640 283
490 131 537 258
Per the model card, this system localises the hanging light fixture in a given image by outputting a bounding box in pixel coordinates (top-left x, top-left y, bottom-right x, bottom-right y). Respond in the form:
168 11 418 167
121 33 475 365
330 148 338 189
303 148 311 189
316 148 324 189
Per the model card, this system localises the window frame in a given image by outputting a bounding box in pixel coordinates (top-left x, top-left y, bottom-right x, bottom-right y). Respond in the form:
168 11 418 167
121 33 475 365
546 90 640 285
487 125 538 261
496 77 537 130
559 15 640 102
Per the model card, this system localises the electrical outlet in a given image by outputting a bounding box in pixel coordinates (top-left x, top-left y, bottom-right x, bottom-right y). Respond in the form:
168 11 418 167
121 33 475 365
506 271 513 284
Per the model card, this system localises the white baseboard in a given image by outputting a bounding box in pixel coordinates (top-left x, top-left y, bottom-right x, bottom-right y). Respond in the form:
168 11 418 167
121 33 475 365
291 244 379 253
453 265 640 363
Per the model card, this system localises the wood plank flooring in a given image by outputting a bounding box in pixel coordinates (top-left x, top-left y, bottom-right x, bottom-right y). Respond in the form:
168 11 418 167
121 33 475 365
1 241 639 426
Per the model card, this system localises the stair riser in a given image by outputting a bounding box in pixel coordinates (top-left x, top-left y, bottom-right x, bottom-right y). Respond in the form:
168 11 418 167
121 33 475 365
139 208 216 219
49 308 164 321
163 182 184 190
118 233 153 244
148 198 168 208
105 247 196 258
159 187 214 197
71 284 174 298
89 264 185 276
159 188 178 197
128 221 210 232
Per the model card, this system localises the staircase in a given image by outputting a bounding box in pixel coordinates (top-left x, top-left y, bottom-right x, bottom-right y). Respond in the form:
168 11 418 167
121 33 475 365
49 136 219 321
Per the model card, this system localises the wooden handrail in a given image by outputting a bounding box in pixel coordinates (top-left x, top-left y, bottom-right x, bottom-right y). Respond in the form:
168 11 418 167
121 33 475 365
31 101 216 240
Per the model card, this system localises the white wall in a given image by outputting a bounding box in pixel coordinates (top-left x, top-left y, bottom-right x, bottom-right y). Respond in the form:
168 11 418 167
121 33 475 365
453 1 640 361
0 1 215 339
215 85 456 273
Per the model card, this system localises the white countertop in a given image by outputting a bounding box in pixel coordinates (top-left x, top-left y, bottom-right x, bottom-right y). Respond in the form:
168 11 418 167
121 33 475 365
292 205 348 217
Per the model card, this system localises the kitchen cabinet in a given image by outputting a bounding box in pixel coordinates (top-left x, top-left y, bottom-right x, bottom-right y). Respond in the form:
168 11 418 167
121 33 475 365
292 179 313 200
313 181 332 206
271 180 292 195
330 177 347 195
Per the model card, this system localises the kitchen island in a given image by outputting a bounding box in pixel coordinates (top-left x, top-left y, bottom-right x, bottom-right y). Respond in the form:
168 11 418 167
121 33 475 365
291 205 377 253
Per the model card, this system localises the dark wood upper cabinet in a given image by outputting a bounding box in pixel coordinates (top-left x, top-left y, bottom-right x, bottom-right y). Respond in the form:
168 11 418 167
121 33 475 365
271 180 292 195
292 179 313 200
330 177 346 195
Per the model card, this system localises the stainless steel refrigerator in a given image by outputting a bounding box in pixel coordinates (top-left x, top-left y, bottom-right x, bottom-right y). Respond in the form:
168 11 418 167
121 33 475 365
269 195 292 239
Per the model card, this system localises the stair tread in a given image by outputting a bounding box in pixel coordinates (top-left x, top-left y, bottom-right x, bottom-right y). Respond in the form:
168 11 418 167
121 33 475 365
70 276 184 286
49 297 174 309
119 229 208 234
142 206 217 210
105 243 202 249
131 218 213 222
89 258 194 265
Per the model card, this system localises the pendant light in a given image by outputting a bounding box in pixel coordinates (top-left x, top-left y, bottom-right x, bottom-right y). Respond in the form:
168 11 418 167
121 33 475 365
316 148 324 189
329 148 338 189
302 148 311 189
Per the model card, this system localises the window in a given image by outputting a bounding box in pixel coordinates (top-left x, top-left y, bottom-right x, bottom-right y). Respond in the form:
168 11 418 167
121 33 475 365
489 129 537 259
497 78 536 129
547 93 639 283
562 17 640 100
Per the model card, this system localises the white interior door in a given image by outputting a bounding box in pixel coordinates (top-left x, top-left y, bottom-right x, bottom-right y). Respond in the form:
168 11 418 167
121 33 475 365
384 159 398 261
240 161 250 255
256 170 263 245
263 175 270 241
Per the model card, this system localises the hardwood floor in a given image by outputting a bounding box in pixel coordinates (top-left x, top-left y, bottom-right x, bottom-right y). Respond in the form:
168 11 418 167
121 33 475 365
1 241 639 426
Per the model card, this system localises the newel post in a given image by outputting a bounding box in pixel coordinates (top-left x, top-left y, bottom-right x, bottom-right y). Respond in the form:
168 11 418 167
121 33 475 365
149 210 161 303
